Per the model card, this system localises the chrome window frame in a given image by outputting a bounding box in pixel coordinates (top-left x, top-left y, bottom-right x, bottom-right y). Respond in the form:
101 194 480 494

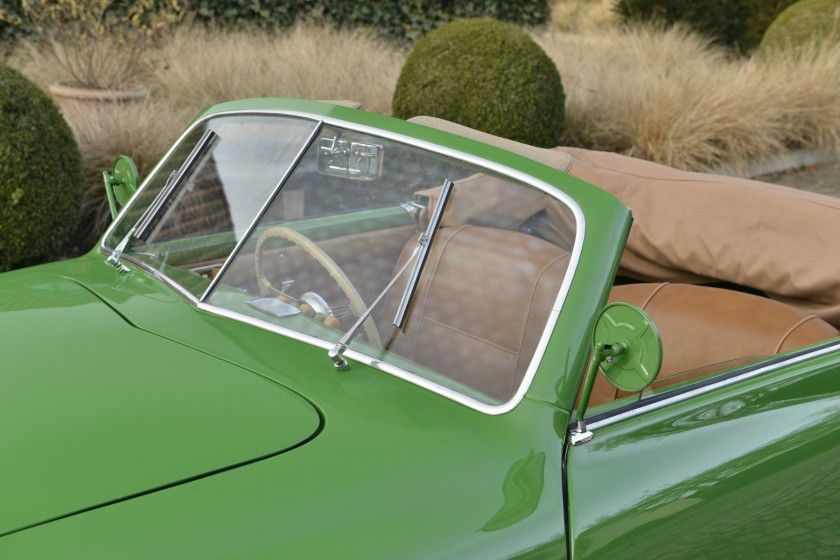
100 109 586 415
578 340 840 436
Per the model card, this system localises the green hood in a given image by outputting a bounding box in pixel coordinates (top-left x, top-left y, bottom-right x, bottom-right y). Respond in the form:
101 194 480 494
0 274 321 536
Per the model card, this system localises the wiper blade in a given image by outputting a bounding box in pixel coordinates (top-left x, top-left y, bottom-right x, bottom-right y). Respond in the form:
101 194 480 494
393 178 453 328
135 128 218 241
327 177 454 370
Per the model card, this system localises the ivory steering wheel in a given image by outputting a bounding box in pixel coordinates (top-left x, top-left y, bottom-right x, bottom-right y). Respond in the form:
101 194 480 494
254 226 382 347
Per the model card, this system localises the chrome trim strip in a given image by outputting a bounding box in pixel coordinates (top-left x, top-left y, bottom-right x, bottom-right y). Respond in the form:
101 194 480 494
196 301 506 411
586 341 840 431
199 121 323 303
119 254 201 305
100 108 587 416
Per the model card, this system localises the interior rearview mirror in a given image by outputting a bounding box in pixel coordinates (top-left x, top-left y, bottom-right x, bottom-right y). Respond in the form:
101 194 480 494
317 136 383 181
103 155 140 220
572 302 662 444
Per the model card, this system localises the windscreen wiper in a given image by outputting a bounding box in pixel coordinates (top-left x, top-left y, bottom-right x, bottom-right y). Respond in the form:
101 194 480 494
393 178 453 328
327 178 454 370
135 128 218 241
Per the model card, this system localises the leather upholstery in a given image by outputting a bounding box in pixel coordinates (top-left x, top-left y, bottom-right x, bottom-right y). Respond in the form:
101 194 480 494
381 225 571 402
588 283 840 406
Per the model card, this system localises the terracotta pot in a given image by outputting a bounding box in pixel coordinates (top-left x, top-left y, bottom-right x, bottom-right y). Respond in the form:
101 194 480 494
48 82 149 114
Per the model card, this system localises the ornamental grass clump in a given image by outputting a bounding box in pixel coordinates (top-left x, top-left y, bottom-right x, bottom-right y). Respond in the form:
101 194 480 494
392 18 566 148
534 24 840 171
147 23 405 116
0 0 184 89
0 65 84 270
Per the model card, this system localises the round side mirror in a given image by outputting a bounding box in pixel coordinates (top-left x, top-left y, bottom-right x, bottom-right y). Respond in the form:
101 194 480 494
593 302 662 393
573 302 663 444
103 155 140 219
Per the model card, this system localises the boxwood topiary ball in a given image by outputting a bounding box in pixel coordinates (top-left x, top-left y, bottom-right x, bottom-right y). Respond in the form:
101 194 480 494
392 18 565 149
758 0 840 54
0 65 84 271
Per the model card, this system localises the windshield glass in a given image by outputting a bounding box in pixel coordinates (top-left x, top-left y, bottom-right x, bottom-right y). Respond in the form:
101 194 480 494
107 114 578 406
105 115 318 297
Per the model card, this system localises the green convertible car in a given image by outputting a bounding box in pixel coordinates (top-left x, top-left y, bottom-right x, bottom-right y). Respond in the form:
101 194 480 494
2 98 839 558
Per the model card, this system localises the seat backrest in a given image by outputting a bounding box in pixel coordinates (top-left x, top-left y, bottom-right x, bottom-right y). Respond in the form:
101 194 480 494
380 225 571 402
588 282 839 406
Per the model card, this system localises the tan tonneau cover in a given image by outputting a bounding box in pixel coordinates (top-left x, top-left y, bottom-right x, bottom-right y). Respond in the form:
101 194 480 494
409 116 840 326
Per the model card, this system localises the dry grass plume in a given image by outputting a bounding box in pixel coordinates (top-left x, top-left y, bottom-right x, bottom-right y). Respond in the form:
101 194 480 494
147 23 406 116
549 0 617 32
534 25 840 170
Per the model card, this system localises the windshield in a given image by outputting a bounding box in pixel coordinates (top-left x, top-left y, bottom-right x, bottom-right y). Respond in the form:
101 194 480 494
106 113 578 406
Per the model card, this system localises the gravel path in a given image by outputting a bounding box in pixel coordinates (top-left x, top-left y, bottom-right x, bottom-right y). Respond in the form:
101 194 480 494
757 162 840 198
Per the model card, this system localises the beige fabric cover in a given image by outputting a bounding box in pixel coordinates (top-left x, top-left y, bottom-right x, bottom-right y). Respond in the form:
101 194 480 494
409 116 840 327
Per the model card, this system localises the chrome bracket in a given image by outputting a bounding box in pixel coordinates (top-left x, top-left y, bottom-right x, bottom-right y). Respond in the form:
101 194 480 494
569 420 593 446
106 226 136 273
328 343 350 371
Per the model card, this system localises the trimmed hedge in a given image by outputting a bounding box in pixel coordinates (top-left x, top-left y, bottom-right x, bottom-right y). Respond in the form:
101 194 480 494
0 0 549 43
0 65 84 271
758 0 840 54
615 0 797 52
392 19 565 148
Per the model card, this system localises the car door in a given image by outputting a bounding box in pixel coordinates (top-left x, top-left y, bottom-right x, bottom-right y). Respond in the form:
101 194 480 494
565 342 840 559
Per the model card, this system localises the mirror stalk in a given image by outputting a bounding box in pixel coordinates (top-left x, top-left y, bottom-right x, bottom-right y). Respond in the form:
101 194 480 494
572 342 628 445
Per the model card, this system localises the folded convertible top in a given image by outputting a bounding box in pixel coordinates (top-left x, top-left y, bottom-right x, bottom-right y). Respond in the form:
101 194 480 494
409 116 840 327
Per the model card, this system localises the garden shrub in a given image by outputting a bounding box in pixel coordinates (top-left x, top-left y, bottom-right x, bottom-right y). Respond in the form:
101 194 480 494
758 0 840 54
740 0 799 51
614 0 797 52
0 65 84 270
0 0 549 43
392 18 565 148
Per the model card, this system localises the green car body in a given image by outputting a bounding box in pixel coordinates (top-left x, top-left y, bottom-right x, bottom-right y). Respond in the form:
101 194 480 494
1 98 838 558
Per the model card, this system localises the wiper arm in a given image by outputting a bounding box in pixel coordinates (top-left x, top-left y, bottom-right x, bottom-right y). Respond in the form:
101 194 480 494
327 177 454 370
393 178 453 328
106 226 136 273
328 244 422 370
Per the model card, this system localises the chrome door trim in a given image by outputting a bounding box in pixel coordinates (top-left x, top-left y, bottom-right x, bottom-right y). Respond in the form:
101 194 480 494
584 341 840 433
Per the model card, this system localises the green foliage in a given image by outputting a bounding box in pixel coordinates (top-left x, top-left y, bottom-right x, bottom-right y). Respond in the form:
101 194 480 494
758 0 840 54
189 0 550 41
0 0 24 42
0 0 549 43
392 19 565 148
0 65 84 270
741 0 799 51
615 0 797 52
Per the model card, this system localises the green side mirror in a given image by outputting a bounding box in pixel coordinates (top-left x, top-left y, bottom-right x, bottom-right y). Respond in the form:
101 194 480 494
593 302 662 392
571 302 662 445
103 155 140 220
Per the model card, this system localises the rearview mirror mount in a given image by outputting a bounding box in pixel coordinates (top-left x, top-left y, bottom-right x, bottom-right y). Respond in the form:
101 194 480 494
103 155 140 220
317 136 383 181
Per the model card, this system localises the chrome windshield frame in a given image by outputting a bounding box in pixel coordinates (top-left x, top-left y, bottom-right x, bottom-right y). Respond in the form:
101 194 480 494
99 108 587 416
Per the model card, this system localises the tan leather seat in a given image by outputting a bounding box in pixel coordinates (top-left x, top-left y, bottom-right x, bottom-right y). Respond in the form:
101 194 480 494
589 282 839 406
380 225 571 402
